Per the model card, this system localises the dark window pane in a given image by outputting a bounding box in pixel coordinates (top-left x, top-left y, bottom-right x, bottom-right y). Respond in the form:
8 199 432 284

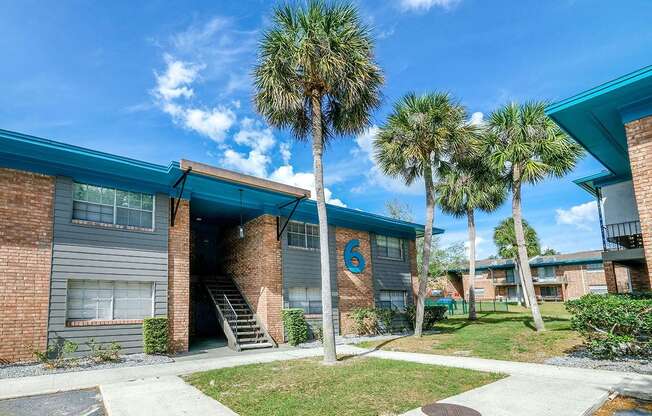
101 188 115 205
128 209 140 227
128 192 142 209
73 183 86 201
116 207 129 225
116 191 129 207
142 195 153 211
140 211 153 228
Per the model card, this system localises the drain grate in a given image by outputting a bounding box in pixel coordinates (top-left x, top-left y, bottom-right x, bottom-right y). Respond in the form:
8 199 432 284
421 403 482 416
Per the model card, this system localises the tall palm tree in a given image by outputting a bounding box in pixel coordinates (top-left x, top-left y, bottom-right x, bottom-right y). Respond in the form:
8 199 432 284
485 102 583 331
253 1 383 364
375 92 475 337
437 159 506 320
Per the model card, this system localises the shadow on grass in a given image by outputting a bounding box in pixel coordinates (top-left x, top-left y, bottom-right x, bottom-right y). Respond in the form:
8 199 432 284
437 312 571 333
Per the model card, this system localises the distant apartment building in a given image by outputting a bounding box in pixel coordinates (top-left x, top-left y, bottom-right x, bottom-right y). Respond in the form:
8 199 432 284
547 66 652 293
447 251 628 302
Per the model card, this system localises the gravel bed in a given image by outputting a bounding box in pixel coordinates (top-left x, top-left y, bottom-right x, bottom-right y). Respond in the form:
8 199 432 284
545 351 652 375
0 354 174 380
296 333 414 349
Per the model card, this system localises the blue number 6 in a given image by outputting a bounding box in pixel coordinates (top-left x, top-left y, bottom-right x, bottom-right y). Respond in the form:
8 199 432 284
344 239 365 273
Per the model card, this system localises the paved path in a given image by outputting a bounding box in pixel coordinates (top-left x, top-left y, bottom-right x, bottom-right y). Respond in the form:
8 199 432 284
1 345 651 416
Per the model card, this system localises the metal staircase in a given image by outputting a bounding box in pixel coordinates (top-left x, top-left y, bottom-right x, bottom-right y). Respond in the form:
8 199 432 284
201 275 276 351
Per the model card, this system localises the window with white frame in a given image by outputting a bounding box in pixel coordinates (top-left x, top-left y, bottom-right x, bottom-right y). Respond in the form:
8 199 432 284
287 221 320 249
379 290 407 310
376 235 403 259
73 182 154 229
505 268 516 283
536 266 556 281
589 285 608 294
66 280 154 322
585 263 604 272
288 287 322 314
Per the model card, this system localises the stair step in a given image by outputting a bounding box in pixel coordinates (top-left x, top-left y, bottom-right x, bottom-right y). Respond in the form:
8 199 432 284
237 336 266 343
240 342 274 350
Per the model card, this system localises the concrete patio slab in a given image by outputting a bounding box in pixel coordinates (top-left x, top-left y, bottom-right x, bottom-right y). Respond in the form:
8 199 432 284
100 376 237 416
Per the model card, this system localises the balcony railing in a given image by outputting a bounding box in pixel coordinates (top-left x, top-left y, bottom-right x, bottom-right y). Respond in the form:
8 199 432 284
603 220 644 251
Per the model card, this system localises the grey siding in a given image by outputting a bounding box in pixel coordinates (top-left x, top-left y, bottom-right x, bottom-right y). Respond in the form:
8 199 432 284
371 234 414 331
47 177 169 355
280 221 340 335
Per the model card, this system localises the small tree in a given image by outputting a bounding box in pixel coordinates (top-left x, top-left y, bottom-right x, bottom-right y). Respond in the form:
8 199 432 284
375 92 476 337
254 0 383 363
385 198 414 222
485 102 584 331
493 217 541 259
437 159 506 320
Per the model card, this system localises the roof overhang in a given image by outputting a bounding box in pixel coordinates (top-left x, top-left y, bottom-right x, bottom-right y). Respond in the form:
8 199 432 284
546 65 652 182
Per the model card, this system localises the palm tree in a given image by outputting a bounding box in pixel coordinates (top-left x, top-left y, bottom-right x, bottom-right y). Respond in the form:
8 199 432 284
493 217 541 307
485 102 583 331
253 1 383 364
375 92 476 337
437 159 506 320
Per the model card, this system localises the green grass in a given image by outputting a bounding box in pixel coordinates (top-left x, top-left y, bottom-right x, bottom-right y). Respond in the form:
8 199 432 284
185 356 504 416
359 302 582 363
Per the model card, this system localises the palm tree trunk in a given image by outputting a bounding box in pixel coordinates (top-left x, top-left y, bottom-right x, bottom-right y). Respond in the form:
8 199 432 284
311 92 337 363
516 260 531 308
415 164 435 337
512 166 545 331
467 208 477 321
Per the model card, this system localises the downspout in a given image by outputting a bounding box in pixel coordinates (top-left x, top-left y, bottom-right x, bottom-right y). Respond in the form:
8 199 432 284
596 187 607 251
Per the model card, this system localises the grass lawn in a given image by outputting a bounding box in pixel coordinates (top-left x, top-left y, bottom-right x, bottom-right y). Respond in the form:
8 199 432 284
185 356 503 416
359 302 582 363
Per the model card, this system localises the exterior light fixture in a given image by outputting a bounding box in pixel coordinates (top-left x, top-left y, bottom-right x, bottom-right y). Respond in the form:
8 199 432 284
238 189 245 239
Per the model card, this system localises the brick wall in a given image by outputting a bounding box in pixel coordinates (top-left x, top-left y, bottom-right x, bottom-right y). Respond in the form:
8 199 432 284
625 115 652 291
168 199 190 353
335 227 374 335
223 215 283 342
0 168 54 363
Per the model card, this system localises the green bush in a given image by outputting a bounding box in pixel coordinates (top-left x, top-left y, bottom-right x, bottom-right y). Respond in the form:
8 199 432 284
348 307 377 335
282 309 309 345
374 308 397 334
87 339 122 363
32 340 79 369
143 317 169 354
565 294 652 359
405 305 447 331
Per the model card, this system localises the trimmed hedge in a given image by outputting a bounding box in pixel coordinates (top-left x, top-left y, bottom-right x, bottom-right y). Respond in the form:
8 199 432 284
405 305 447 330
565 294 652 359
282 309 309 346
143 317 169 354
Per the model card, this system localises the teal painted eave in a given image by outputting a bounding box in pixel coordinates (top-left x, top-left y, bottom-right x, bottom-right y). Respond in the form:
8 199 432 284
0 128 436 239
546 65 652 180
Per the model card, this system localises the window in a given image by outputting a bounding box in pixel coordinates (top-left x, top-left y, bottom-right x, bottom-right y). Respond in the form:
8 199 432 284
539 286 559 298
505 268 516 283
376 235 403 259
585 263 604 272
536 266 556 281
288 287 322 314
379 290 406 311
287 221 320 249
73 182 154 229
66 280 153 322
589 285 608 294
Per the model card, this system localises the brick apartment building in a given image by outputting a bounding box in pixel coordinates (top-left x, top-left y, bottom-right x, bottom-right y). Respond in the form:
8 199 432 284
547 65 652 293
0 129 437 363
446 251 629 302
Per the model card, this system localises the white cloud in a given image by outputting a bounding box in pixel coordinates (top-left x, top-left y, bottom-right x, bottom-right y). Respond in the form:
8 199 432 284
279 142 292 165
220 118 276 177
153 54 202 101
469 111 484 126
400 0 461 12
555 201 598 231
270 164 347 207
184 107 236 142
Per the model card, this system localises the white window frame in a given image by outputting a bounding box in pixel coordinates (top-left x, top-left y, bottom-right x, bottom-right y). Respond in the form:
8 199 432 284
585 263 604 273
286 220 320 250
287 287 322 314
66 279 155 322
72 182 156 230
376 235 404 260
379 290 407 311
588 285 608 294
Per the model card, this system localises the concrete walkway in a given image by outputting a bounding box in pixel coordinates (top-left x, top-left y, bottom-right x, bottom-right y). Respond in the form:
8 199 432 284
1 345 651 416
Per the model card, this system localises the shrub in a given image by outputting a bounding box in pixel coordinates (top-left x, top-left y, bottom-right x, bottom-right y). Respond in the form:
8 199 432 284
33 340 79 369
87 339 122 363
313 325 323 343
348 307 377 335
143 317 169 354
282 309 309 346
405 305 447 331
565 294 652 359
374 308 397 334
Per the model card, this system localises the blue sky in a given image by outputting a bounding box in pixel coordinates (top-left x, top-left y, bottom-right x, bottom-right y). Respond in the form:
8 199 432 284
2 0 651 258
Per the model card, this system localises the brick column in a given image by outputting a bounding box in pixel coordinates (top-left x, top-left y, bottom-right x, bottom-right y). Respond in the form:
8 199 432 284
223 215 283 342
625 115 652 290
603 260 619 294
0 168 54 363
168 199 190 353
335 228 374 335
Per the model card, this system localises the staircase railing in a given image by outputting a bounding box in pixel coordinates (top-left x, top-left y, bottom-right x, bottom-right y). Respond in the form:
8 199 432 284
222 293 238 337
198 276 241 351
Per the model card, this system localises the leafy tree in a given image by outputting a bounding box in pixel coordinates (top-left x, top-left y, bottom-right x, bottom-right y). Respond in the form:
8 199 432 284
385 198 414 222
437 158 506 320
493 217 541 259
542 247 560 256
375 92 476 337
254 0 383 363
484 102 584 331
